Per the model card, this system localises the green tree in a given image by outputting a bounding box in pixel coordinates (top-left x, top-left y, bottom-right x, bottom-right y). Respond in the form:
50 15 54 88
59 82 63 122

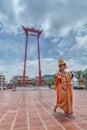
47 79 55 88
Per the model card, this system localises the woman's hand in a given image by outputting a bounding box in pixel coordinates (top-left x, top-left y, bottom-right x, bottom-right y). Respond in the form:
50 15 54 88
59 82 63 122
54 75 61 81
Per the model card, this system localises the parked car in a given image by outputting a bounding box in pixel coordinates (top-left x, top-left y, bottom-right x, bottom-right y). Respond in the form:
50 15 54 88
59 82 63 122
73 86 80 89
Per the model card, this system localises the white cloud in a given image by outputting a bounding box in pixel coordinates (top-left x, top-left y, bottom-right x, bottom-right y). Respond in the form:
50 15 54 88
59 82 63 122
0 0 87 36
59 26 71 37
76 35 87 49
67 58 87 71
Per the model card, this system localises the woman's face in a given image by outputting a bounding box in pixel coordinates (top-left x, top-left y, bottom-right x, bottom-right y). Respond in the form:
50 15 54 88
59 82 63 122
59 64 65 71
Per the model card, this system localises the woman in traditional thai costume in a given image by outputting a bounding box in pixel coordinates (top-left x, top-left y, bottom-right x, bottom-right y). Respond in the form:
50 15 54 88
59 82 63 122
54 58 73 116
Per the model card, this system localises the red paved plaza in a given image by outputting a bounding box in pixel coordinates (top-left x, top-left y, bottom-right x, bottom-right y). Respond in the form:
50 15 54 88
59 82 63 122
0 88 87 130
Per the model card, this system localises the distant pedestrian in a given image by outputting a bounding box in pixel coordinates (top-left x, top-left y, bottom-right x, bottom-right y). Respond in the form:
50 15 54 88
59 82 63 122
54 58 73 116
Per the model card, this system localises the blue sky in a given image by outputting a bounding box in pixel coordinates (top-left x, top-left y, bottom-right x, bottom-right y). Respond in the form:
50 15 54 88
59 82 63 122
0 0 87 82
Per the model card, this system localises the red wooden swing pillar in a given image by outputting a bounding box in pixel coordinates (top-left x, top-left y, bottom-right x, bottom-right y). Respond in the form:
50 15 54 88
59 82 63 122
22 26 43 86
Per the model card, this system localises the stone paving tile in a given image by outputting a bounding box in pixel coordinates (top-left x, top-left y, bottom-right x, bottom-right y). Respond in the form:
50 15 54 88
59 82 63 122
0 89 87 130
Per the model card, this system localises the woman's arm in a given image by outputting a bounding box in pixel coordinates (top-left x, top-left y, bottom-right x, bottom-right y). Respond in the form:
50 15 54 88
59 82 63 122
54 74 61 81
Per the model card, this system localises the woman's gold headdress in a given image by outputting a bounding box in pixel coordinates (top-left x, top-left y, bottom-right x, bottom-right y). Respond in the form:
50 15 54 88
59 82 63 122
58 58 64 65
